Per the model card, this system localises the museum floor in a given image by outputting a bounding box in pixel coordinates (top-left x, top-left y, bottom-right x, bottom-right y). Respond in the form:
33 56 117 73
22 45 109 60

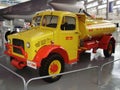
0 28 120 90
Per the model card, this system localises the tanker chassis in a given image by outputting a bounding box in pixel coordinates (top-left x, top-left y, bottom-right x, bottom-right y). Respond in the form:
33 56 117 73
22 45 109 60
5 11 116 82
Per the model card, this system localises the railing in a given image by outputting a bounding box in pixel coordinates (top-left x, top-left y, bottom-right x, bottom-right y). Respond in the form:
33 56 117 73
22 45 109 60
99 58 120 86
0 54 120 90
0 62 26 90
25 66 99 90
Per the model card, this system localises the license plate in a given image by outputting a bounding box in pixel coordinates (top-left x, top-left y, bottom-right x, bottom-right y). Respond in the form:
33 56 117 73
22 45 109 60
27 60 37 69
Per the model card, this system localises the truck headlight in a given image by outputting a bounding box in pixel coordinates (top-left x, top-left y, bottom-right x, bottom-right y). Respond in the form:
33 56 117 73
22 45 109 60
8 39 11 43
26 42 30 48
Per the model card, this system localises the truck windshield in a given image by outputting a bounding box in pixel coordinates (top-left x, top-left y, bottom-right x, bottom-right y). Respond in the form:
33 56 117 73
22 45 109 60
42 15 58 28
33 16 42 26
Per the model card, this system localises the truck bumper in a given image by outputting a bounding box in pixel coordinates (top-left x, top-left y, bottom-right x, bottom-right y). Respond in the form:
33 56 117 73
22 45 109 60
4 43 37 69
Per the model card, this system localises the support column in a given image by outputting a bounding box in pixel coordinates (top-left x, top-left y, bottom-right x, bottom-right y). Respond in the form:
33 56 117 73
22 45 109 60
106 0 109 19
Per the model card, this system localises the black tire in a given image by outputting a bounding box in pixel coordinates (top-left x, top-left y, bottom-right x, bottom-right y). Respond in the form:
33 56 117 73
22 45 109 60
10 57 13 62
5 31 17 41
5 31 11 41
103 41 114 58
39 53 64 83
11 31 17 34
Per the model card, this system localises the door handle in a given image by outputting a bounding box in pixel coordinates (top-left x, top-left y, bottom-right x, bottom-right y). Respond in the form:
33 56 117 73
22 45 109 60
75 32 79 34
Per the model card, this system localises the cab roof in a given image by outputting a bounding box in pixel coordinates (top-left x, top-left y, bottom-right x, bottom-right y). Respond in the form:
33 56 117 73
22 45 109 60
34 10 84 17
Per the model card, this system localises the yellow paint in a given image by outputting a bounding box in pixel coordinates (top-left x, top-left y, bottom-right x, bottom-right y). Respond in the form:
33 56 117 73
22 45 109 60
7 11 116 63
48 60 61 77
77 13 116 40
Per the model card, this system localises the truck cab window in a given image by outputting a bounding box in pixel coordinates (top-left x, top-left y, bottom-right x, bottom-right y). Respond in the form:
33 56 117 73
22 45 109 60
42 15 58 28
33 16 41 26
61 16 76 30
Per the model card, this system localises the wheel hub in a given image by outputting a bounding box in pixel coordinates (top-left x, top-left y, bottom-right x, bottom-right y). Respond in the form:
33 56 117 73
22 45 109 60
49 60 61 75
50 64 58 73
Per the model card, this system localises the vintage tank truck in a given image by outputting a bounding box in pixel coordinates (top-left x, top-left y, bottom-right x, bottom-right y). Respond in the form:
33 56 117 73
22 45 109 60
4 11 116 82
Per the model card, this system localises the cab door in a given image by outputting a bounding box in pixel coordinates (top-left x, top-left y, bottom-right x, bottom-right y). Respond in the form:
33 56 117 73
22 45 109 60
58 16 79 63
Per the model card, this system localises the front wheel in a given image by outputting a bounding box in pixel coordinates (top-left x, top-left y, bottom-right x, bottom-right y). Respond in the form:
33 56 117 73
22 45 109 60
103 41 114 58
39 54 64 83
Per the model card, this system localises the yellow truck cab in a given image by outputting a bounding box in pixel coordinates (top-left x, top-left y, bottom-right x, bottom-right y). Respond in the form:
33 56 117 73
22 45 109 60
5 10 116 82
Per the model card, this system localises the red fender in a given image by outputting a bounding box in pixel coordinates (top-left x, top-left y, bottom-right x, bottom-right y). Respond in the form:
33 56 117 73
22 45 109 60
33 45 69 68
99 35 115 50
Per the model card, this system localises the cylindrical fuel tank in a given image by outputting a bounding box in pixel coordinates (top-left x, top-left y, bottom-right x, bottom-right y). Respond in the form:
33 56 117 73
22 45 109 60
79 19 116 40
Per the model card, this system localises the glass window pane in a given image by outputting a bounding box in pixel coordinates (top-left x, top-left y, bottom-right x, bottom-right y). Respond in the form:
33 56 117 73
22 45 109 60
42 15 58 28
61 16 76 30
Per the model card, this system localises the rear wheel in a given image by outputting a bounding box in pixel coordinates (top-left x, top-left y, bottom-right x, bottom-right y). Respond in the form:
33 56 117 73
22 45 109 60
103 41 114 58
39 54 64 83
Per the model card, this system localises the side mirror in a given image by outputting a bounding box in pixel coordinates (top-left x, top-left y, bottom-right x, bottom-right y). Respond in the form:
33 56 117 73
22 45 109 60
114 23 119 28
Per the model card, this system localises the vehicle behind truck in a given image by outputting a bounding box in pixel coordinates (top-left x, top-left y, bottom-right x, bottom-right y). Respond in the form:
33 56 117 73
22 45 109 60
5 11 116 83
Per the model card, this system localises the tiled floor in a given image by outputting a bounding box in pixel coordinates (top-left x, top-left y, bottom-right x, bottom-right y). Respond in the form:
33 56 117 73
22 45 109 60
0 29 120 90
